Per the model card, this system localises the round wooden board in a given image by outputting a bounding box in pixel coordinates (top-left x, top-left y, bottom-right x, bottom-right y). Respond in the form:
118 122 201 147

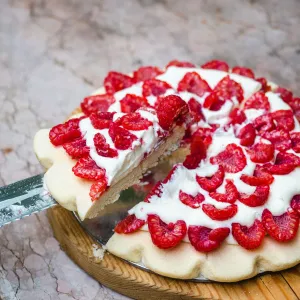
48 206 300 300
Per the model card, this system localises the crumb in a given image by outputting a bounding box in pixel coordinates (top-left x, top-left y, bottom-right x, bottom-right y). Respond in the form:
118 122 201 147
1 147 13 154
92 244 106 260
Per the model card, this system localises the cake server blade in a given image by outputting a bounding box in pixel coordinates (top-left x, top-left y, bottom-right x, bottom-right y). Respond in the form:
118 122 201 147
0 174 57 227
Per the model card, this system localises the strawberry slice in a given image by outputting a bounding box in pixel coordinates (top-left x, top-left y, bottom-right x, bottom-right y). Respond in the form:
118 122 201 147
188 98 205 122
177 72 212 97
147 214 187 249
289 97 300 122
144 180 163 203
244 91 270 111
156 95 189 130
193 126 217 147
90 112 115 129
256 77 270 92
262 209 299 242
108 123 138 150
116 112 153 131
162 165 179 184
239 186 270 207
72 157 106 180
90 178 108 201
253 114 276 135
240 165 274 186
275 87 293 105
202 204 238 221
270 109 295 131
210 143 247 173
291 132 300 153
114 214 146 234
188 226 230 252
133 66 163 82
262 129 291 152
179 190 204 208
232 220 265 250
166 60 196 68
237 123 256 147
81 94 115 116
201 60 229 72
229 108 246 125
63 138 90 159
183 135 207 169
291 195 300 215
196 166 225 192
104 72 135 94
231 66 255 79
248 142 274 163
209 179 239 203
142 79 172 97
120 94 149 113
94 133 118 158
49 118 83 146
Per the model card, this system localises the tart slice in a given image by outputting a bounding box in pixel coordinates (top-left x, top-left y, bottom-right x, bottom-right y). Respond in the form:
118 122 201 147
34 95 189 219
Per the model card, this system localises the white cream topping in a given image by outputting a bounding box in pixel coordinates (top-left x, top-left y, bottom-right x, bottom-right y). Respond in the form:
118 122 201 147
79 108 163 185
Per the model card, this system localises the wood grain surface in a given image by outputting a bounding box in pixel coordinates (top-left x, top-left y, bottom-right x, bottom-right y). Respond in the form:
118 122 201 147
47 206 300 300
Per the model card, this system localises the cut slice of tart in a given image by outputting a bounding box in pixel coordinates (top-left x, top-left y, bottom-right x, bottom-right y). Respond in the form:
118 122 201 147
34 95 189 219
107 62 300 281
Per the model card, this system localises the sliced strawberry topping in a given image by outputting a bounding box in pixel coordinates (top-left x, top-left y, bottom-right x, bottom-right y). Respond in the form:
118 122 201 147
210 143 246 173
291 195 300 215
142 79 172 97
238 123 256 147
209 179 239 204
270 109 295 131
90 178 108 201
253 114 276 135
49 118 83 146
291 132 300 153
248 142 274 163
240 165 274 186
144 180 163 203
263 152 300 175
193 126 217 147
188 98 205 122
177 72 212 97
166 60 196 68
201 60 229 72
162 165 179 184
63 138 90 159
133 66 163 82
104 72 135 94
289 97 300 122
188 226 230 252
244 92 270 111
256 77 271 93
156 95 188 130
202 204 238 221
81 94 115 116
179 190 204 208
114 214 146 234
262 209 299 242
120 94 149 113
239 186 270 207
232 220 265 250
183 135 207 169
229 108 246 125
231 66 255 79
108 123 138 150
90 112 115 129
275 87 293 105
94 133 118 158
196 166 225 192
262 129 291 152
147 214 187 249
116 112 153 131
72 157 106 180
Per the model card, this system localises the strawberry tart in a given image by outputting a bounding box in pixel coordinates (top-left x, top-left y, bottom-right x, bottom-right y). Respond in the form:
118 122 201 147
105 60 300 282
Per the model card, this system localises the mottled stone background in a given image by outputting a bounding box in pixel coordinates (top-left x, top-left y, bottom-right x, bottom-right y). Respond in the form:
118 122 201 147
0 0 300 299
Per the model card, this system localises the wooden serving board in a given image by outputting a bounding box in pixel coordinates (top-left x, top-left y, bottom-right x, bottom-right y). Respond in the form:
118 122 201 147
48 206 300 300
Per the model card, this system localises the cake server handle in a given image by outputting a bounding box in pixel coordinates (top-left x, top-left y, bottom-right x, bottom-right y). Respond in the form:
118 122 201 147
0 174 57 227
